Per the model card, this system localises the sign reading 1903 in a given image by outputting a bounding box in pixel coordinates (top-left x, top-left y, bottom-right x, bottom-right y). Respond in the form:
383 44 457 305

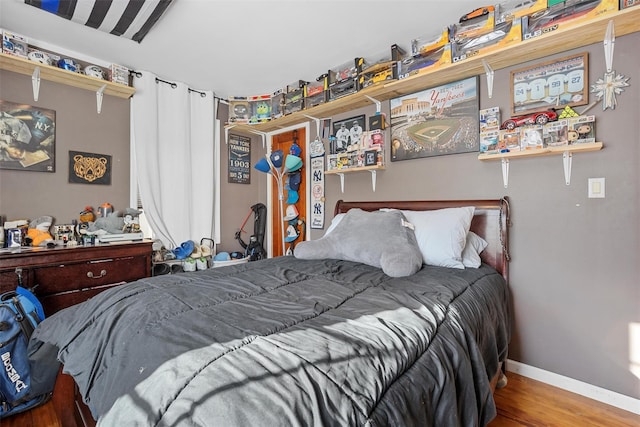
228 134 251 184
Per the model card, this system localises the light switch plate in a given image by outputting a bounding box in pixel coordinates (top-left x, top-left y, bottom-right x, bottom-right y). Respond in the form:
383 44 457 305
588 177 605 198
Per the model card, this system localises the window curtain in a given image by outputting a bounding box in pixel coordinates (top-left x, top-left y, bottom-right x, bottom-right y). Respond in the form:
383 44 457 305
131 71 216 250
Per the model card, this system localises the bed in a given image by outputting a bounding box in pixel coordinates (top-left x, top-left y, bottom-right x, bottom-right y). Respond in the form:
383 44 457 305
29 198 511 427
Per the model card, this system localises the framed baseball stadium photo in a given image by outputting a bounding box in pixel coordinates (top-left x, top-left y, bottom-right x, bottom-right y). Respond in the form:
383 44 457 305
390 77 479 161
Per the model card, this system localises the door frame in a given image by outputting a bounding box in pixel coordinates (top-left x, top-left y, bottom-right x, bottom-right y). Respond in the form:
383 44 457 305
265 122 310 258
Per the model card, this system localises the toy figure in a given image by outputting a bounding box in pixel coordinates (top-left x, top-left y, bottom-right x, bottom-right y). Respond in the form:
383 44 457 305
255 102 270 122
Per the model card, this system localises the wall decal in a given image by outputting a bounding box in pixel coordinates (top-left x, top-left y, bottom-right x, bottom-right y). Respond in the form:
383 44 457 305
69 150 112 185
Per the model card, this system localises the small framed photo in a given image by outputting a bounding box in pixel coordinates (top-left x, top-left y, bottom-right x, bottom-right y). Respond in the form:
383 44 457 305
332 114 365 153
364 150 377 166
510 52 588 116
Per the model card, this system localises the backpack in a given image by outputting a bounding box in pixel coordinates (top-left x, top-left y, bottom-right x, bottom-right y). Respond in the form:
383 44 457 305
0 287 55 418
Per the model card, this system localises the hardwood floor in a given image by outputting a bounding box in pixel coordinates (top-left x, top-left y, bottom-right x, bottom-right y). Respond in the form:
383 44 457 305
3 371 638 426
491 372 640 426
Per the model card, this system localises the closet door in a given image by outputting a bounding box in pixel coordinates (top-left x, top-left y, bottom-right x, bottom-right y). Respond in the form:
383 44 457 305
270 127 306 257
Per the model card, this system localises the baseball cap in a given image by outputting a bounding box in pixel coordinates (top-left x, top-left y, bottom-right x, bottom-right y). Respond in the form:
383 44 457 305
289 142 302 156
254 157 271 173
288 171 301 191
270 150 284 168
286 189 299 204
283 204 299 221
284 224 299 242
284 154 303 172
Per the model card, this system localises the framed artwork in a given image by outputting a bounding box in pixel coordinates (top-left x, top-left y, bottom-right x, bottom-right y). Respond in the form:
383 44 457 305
228 134 251 184
510 52 588 116
332 114 365 154
0 99 56 172
69 150 112 185
390 76 479 161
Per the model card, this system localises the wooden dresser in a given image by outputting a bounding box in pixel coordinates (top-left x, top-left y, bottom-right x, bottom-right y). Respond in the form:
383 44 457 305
0 240 152 316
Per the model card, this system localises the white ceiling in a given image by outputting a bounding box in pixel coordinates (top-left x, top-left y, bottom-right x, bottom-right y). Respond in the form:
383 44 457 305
1 0 491 98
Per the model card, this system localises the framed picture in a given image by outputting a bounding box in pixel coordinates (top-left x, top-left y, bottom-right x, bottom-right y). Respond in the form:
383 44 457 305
510 52 588 116
332 114 365 153
0 99 55 172
390 76 479 161
364 150 377 166
69 150 112 185
228 134 251 184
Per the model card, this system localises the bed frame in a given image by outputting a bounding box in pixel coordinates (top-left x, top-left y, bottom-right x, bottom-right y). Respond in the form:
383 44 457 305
48 197 511 427
335 197 511 283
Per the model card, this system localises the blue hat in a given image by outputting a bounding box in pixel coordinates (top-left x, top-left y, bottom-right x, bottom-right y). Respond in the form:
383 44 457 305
284 224 299 242
289 142 302 156
286 189 299 204
254 157 271 173
270 150 284 168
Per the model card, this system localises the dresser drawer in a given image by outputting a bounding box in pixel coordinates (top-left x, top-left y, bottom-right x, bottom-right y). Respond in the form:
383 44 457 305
33 255 148 296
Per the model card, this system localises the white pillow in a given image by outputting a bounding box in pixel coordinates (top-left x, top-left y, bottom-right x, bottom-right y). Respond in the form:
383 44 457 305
461 231 488 268
401 207 475 269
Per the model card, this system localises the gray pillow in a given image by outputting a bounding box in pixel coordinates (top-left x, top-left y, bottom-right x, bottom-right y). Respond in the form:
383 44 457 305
294 208 423 277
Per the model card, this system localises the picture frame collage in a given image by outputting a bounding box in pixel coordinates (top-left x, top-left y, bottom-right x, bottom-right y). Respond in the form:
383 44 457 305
326 114 385 171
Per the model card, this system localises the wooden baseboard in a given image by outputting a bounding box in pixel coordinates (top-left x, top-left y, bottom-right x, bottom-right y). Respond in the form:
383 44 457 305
506 359 640 415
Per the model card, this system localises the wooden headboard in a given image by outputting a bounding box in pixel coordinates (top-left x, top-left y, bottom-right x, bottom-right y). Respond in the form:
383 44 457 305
334 198 511 282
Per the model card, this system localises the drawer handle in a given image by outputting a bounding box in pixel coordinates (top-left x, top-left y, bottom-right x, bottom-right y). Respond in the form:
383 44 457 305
87 269 107 279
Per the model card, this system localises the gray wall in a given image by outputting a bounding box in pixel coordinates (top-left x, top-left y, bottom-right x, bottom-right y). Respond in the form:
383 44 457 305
304 34 639 400
0 72 131 224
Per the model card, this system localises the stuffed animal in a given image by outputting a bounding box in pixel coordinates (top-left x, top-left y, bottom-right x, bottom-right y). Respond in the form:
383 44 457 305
27 215 54 246
86 211 125 235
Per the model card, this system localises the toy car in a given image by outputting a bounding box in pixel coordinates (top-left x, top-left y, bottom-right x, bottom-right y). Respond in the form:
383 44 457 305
525 0 601 32
501 110 558 130
371 69 393 83
460 6 495 22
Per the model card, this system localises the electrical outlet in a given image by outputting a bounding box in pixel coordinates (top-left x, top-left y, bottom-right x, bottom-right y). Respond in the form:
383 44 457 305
588 177 605 198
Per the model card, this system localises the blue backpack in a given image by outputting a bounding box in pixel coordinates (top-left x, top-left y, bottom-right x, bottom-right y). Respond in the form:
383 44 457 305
0 287 56 418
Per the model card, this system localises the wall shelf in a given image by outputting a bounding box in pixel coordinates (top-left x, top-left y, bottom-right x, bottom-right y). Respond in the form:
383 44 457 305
225 7 639 134
478 142 603 188
0 52 135 99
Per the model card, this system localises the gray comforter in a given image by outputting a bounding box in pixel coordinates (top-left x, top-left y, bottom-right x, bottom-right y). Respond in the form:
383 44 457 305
29 257 510 426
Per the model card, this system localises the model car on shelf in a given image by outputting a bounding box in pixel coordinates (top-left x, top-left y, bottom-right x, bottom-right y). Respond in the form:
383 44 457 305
524 0 602 32
460 6 495 22
501 110 559 130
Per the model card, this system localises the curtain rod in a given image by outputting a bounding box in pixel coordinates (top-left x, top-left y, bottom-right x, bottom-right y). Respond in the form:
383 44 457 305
129 69 222 100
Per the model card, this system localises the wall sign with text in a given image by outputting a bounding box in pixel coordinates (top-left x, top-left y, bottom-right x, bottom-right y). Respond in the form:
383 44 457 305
228 134 251 184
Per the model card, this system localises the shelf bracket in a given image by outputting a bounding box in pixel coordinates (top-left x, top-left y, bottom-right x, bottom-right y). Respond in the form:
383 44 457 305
563 151 572 185
334 169 378 193
370 169 377 192
364 95 382 113
32 66 41 102
501 158 509 188
336 172 345 193
248 129 268 148
303 114 330 139
96 84 107 114
224 125 236 144
482 60 495 99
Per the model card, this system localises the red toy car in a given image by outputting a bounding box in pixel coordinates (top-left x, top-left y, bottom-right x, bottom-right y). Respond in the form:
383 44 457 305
501 110 558 130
